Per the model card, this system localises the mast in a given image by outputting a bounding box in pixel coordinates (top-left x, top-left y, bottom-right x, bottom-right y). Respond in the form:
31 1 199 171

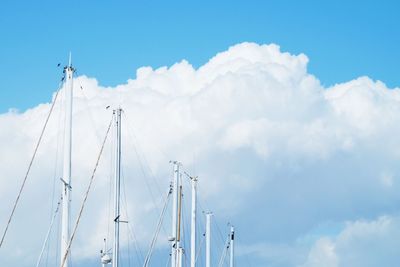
176 247 183 267
190 176 197 267
60 54 74 267
229 226 234 267
170 161 180 267
113 108 122 267
205 212 212 267
176 181 184 267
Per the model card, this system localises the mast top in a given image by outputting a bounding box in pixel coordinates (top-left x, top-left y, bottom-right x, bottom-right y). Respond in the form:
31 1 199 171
68 52 72 67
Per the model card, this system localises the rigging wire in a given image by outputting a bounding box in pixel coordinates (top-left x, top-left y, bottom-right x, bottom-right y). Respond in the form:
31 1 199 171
121 110 174 207
197 210 206 267
194 180 230 267
121 167 145 265
217 236 230 267
143 187 172 267
180 179 190 267
195 231 205 265
46 88 64 266
106 115 116 249
77 83 105 145
180 170 206 266
121 111 164 200
121 111 169 235
60 115 113 267
0 84 62 249
126 220 145 265
125 223 132 267
78 82 119 256
53 205 61 267
195 182 226 247
123 106 170 165
36 197 62 267
212 215 228 251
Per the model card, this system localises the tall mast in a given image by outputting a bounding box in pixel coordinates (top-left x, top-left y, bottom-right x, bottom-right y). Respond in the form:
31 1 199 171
170 161 180 267
113 108 122 267
229 226 234 267
176 183 183 267
205 212 212 267
190 176 197 267
60 54 74 267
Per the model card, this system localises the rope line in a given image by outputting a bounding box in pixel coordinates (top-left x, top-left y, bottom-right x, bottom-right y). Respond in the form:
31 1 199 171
0 86 61 248
143 187 172 267
121 167 145 264
46 88 63 266
195 232 205 264
60 116 113 267
36 197 62 267
217 236 230 267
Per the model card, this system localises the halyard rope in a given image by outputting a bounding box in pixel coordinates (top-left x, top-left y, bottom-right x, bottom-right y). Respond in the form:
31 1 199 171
0 86 61 248
60 115 113 267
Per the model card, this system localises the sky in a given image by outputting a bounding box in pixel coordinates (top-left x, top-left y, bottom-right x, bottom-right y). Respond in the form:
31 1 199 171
1 1 400 267
0 0 399 112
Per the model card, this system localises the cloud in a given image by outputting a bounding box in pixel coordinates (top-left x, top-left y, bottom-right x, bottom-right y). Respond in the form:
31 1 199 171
300 238 338 267
301 215 400 267
0 42 400 266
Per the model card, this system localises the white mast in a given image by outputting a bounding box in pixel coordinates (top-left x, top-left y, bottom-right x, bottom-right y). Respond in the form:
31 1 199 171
60 53 74 267
176 248 183 267
170 161 180 267
113 108 122 267
229 226 234 267
190 176 197 267
205 212 212 267
176 179 184 267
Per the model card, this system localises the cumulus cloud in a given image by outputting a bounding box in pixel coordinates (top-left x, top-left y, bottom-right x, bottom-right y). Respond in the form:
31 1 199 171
1 42 400 266
301 216 400 267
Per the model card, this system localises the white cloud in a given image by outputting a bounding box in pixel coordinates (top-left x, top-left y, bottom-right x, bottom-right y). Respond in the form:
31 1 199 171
1 42 400 266
300 238 338 267
301 215 400 267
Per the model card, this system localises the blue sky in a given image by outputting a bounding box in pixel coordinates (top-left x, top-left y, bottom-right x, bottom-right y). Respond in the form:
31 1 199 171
0 0 399 113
